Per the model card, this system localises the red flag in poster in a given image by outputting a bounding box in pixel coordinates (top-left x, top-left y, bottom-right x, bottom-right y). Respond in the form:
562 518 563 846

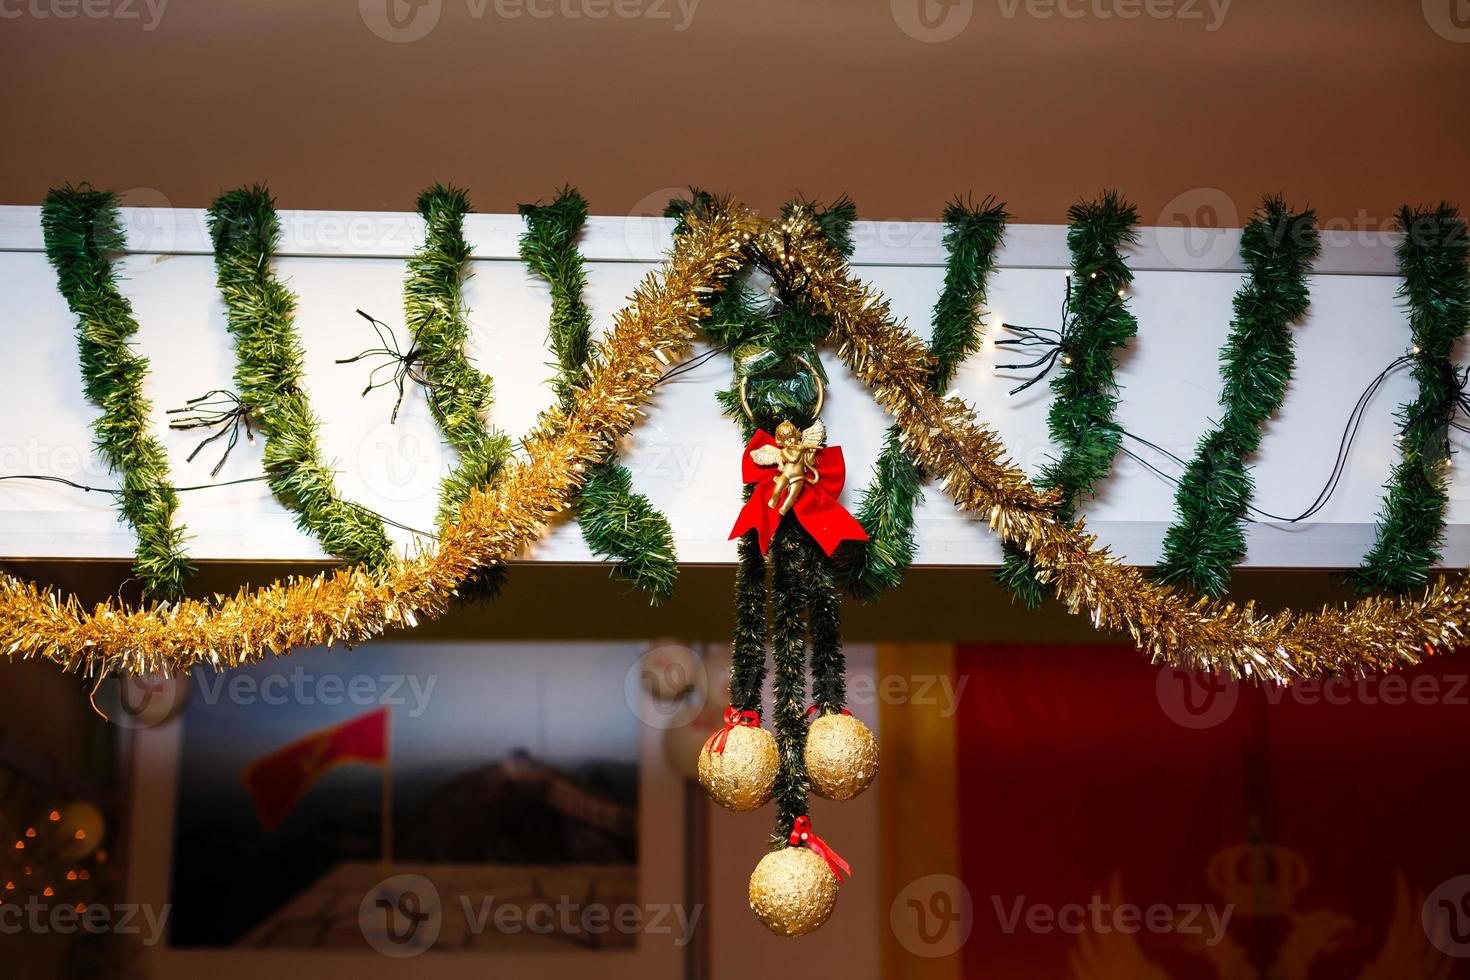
241 707 389 830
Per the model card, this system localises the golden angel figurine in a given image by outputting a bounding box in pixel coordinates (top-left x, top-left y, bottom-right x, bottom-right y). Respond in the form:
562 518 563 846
749 419 826 515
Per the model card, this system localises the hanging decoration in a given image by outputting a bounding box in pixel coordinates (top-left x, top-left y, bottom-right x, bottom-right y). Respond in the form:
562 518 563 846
0 198 756 675
519 187 680 601
996 191 1139 607
696 705 777 810
41 185 194 601
7 190 1470 693
767 203 1450 678
748 817 845 937
678 196 872 937
1157 197 1321 597
207 185 395 571
844 197 1010 600
1353 204 1470 594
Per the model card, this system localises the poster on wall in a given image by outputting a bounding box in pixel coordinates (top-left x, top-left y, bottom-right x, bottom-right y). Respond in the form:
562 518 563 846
165 642 642 952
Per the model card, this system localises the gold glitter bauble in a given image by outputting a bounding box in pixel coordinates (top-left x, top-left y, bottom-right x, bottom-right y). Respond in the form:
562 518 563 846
748 846 838 937
805 712 879 801
697 724 778 811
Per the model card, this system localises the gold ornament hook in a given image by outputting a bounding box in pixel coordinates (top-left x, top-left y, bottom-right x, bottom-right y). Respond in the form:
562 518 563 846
738 354 824 423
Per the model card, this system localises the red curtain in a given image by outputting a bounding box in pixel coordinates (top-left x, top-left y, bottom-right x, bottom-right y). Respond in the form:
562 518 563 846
954 645 1467 978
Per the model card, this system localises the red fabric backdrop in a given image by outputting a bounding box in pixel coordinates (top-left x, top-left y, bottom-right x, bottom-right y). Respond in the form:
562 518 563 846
954 645 1469 979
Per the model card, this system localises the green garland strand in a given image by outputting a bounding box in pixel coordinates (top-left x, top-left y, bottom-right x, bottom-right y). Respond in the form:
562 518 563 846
208 186 394 570
768 523 810 840
404 184 512 599
1157 197 1320 597
42 185 194 600
1353 204 1470 593
844 197 1009 600
519 187 678 600
406 184 513 529
997 191 1139 607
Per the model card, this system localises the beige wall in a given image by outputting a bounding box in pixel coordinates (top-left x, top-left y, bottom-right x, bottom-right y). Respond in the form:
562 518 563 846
2 1 1467 227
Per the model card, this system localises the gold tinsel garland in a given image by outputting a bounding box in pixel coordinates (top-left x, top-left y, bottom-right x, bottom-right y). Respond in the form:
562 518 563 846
757 208 1462 681
1 200 1466 681
0 201 758 677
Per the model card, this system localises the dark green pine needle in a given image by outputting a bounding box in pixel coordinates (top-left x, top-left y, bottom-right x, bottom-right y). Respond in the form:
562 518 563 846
520 186 679 601
408 183 513 600
845 196 1009 600
519 187 594 412
1157 196 1320 597
578 459 679 603
42 184 195 600
208 185 394 571
1353 204 1470 593
769 522 811 843
1000 190 1139 607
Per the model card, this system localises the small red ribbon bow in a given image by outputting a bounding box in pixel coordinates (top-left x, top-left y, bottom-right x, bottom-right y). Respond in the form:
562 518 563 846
703 707 761 754
789 815 851 882
728 431 868 556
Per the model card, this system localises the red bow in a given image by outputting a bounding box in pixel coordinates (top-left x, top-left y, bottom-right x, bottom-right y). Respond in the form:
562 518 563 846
790 815 851 882
728 431 868 556
703 707 761 754
806 705 851 718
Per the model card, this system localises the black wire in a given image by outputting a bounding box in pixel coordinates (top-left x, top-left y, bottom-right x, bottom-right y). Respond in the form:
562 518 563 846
1118 354 1417 525
0 473 438 539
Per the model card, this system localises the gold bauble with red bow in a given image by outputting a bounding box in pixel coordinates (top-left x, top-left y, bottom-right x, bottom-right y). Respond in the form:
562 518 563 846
805 712 879 802
697 713 778 811
748 845 839 937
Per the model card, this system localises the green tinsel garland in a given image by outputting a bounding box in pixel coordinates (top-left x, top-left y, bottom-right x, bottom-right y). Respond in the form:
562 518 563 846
1353 204 1470 593
406 184 513 529
208 186 394 570
42 185 194 600
519 187 678 601
997 191 1139 607
1157 197 1320 597
844 197 1009 600
401 184 513 599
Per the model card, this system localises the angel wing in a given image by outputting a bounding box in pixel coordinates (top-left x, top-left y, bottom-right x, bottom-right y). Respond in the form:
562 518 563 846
800 420 826 448
1067 876 1175 980
1357 875 1453 980
749 444 782 466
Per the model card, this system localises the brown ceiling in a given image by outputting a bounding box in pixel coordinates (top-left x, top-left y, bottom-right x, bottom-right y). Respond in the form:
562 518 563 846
1 0 1468 226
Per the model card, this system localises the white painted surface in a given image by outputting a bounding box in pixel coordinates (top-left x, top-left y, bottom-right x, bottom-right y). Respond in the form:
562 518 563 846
1 206 1460 569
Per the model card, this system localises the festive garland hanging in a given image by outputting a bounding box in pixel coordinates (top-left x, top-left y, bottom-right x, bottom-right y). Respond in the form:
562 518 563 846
7 197 1470 689
679 194 874 936
519 187 679 600
996 191 1139 607
208 186 395 571
844 197 1009 600
1352 205 1470 594
40 186 194 601
1156 197 1320 597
